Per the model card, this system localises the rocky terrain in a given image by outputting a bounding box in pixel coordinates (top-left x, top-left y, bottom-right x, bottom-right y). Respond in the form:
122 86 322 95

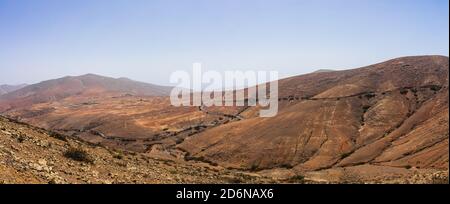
0 115 275 184
0 74 171 112
1 115 447 184
0 55 448 184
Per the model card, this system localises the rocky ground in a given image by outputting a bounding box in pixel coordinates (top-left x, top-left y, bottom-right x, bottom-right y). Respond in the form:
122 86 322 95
0 116 274 184
1 56 448 176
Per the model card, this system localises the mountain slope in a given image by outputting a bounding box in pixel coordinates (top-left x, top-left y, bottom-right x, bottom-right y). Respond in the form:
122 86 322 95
178 56 449 171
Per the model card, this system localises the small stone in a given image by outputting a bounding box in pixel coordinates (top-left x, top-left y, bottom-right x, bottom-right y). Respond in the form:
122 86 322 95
102 180 112 184
35 165 43 171
38 159 47 166
92 170 99 177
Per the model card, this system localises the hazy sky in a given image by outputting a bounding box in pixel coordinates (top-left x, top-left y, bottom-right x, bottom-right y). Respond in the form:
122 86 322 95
0 0 448 85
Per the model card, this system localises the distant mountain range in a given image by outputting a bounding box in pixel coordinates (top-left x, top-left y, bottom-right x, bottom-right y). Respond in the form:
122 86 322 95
0 84 27 96
0 74 172 112
180 56 449 173
312 69 336 73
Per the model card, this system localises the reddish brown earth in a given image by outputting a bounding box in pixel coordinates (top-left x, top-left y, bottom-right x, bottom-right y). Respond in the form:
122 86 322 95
4 115 445 184
0 55 448 183
179 56 449 172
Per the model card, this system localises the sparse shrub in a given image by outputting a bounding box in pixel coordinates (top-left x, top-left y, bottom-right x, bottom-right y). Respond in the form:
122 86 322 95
364 93 376 99
431 175 449 184
341 152 352 159
49 131 67 142
127 151 137 156
64 147 93 163
227 177 244 184
17 134 27 143
90 130 105 137
400 89 408 95
404 165 412 169
112 151 124 160
175 138 184 144
362 105 371 112
429 85 441 92
185 155 218 166
287 175 305 183
406 111 413 117
280 164 294 169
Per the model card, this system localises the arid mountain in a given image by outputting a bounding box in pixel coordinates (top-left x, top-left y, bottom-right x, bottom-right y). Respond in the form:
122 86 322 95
179 56 449 173
0 74 171 112
0 84 27 96
0 55 448 184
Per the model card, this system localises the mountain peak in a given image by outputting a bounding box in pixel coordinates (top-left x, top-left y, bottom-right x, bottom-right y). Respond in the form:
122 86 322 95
80 73 103 77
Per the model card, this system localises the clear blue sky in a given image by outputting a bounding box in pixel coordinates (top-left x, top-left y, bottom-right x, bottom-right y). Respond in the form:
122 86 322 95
0 0 448 85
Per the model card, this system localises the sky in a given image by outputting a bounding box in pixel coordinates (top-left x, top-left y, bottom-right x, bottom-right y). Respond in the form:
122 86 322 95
0 0 449 86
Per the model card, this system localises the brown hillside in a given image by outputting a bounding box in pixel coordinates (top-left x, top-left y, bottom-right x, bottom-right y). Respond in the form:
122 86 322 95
178 56 449 171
